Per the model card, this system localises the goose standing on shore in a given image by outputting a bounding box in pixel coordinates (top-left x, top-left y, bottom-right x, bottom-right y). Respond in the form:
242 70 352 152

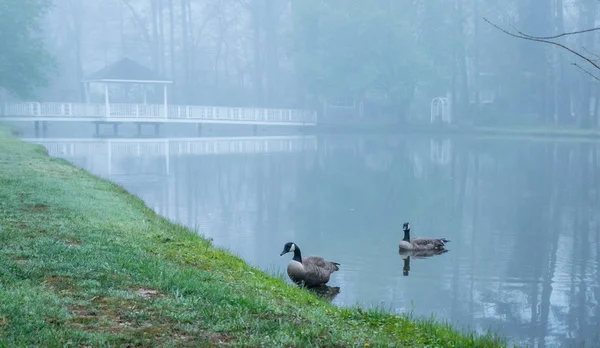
399 222 450 251
279 242 340 287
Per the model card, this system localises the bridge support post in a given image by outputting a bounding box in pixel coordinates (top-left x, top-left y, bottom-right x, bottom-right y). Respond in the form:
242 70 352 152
252 125 258 135
136 123 142 137
154 123 160 136
196 123 202 136
113 123 119 136
34 121 40 137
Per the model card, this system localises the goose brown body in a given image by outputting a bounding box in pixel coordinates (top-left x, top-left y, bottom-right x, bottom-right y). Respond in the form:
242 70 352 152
280 242 340 287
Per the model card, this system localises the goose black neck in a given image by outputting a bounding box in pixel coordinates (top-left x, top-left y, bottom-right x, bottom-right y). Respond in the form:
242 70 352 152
292 247 302 263
403 229 410 242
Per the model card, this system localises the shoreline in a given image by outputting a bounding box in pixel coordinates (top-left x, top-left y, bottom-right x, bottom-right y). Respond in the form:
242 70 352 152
0 127 508 347
314 123 600 140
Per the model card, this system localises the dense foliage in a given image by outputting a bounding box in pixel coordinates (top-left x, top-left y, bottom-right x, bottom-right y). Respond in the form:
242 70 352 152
0 0 54 98
290 1 442 118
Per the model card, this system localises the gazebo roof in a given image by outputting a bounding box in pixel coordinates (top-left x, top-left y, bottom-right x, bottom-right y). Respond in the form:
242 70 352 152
84 57 172 84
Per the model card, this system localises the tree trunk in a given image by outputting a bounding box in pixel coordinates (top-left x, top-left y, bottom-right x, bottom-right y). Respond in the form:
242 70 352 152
576 0 597 128
263 1 279 107
553 0 571 125
150 0 160 72
251 0 264 106
180 0 190 102
157 0 165 75
471 0 480 118
517 0 553 124
452 0 469 123
167 0 176 100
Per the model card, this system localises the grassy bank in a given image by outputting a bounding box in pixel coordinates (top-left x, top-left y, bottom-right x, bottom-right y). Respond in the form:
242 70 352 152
0 128 507 347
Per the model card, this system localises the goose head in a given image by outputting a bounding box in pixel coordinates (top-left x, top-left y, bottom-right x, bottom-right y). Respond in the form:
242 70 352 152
402 222 411 242
280 242 296 256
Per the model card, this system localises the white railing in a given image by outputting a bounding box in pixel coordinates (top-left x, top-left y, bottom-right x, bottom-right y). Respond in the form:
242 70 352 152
2 102 318 125
430 97 451 124
24 136 318 157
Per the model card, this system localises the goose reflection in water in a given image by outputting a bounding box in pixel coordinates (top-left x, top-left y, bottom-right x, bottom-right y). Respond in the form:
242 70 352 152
306 284 341 302
399 249 449 276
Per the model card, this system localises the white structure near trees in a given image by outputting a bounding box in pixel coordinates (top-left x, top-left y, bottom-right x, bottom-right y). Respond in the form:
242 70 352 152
82 57 172 118
430 97 451 124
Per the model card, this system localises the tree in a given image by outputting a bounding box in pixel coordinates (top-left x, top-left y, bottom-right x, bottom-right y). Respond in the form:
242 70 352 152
484 0 600 128
289 1 435 120
0 0 55 99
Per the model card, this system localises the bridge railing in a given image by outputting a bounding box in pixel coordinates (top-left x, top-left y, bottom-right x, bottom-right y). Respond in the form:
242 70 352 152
2 102 318 124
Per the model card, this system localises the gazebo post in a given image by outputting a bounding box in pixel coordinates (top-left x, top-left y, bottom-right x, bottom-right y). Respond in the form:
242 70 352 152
163 84 168 118
104 83 110 118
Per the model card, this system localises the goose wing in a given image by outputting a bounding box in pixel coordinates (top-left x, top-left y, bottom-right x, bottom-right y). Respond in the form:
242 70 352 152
302 256 340 286
411 237 448 249
304 256 340 273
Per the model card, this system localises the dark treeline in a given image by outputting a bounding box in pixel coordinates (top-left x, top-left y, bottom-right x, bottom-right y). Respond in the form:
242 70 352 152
2 0 600 128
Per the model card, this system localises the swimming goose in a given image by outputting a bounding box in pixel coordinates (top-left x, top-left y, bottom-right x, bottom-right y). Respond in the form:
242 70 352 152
279 242 340 287
399 222 450 251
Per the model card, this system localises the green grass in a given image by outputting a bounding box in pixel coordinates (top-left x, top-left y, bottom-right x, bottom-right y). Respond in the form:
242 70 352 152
0 127 509 347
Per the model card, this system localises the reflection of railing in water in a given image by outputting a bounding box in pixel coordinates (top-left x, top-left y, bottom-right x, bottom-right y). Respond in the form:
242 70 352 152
430 138 452 165
23 136 318 158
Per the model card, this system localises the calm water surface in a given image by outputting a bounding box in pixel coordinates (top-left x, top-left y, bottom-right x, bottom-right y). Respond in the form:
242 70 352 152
23 129 600 348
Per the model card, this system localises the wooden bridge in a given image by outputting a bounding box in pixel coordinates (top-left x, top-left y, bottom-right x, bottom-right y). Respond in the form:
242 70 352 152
1 102 318 127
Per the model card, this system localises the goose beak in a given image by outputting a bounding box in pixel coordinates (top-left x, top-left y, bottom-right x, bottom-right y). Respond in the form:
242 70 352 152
280 251 286 256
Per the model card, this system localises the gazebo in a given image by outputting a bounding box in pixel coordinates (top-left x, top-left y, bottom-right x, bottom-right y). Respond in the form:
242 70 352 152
82 57 173 118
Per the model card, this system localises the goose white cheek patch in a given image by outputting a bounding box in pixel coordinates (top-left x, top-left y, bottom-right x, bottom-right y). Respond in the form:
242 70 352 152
289 244 295 252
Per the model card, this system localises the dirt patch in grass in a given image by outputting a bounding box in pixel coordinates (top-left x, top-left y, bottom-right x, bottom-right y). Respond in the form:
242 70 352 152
65 296 201 345
69 297 139 332
10 221 48 237
44 276 76 293
207 332 231 345
59 236 82 247
133 288 163 299
21 203 50 213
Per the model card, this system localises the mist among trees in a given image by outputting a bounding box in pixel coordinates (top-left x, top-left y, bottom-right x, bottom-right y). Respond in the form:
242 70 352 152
2 0 600 128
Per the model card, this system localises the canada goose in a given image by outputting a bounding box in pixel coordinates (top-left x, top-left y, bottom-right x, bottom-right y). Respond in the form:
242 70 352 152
279 242 340 287
399 222 450 251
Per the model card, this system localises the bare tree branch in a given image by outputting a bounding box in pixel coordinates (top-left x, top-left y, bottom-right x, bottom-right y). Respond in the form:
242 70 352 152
581 46 600 61
508 24 600 40
572 63 600 82
483 17 600 72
